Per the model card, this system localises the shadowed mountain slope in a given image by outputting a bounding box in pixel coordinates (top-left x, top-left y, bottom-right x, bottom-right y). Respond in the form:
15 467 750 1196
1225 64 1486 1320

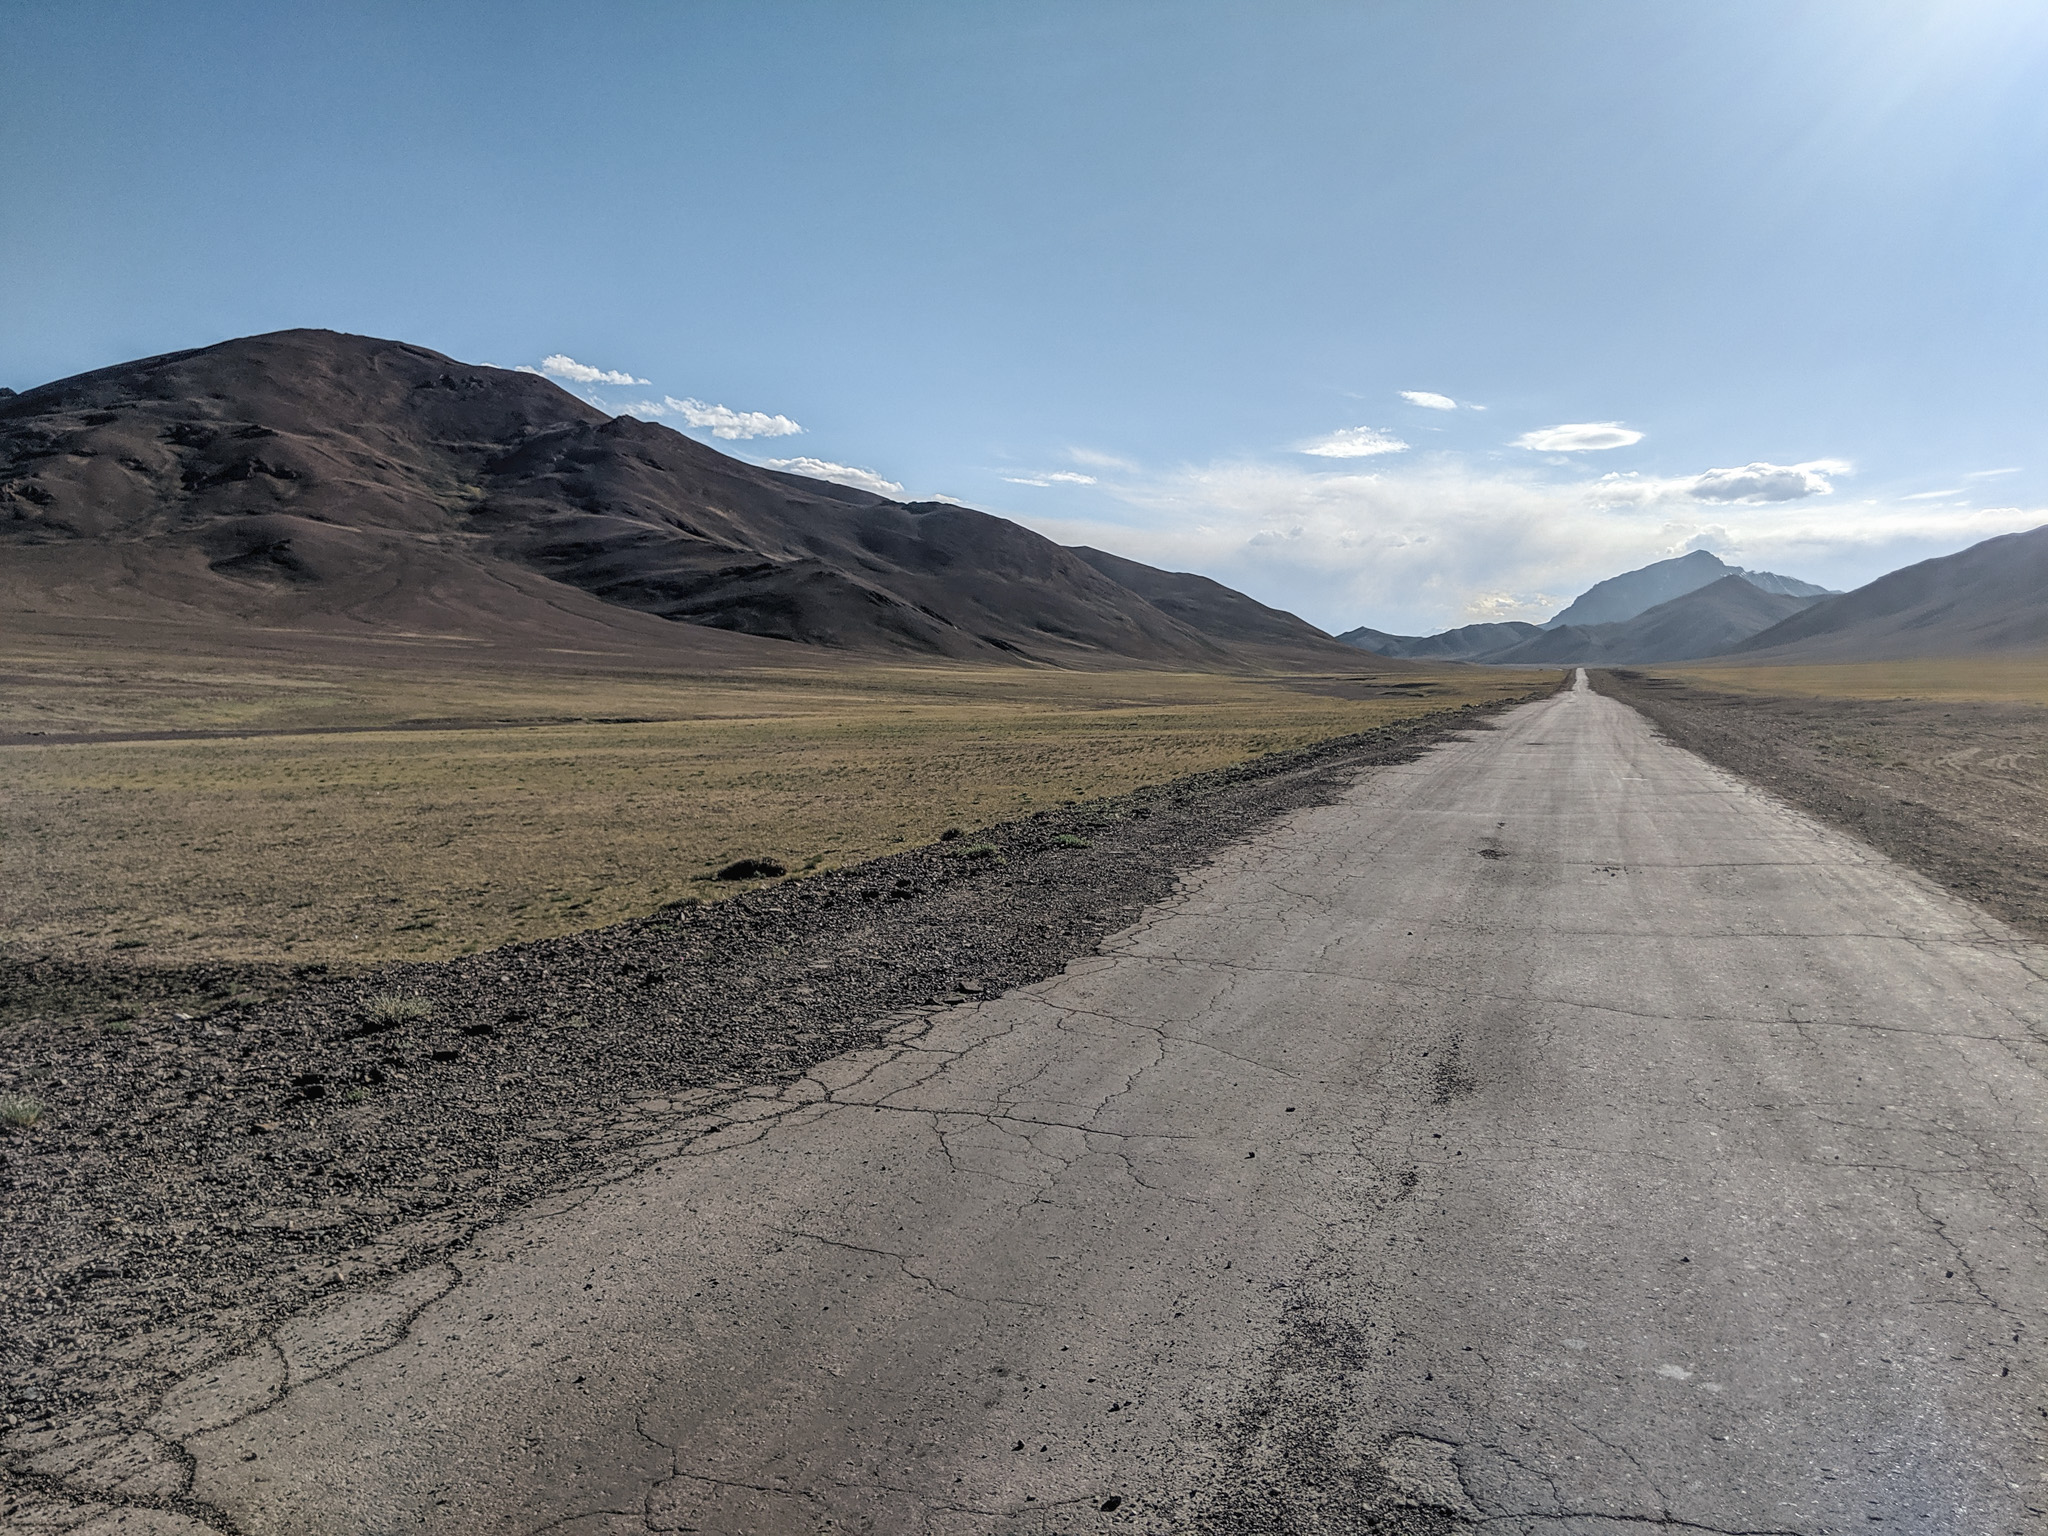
1487 575 1824 665
1335 620 1544 661
1726 523 2048 662
1069 545 1341 652
1544 549 1830 629
0 329 1362 670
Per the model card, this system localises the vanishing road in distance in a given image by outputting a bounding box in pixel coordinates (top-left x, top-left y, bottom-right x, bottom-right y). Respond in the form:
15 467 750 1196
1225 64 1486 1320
161 672 2045 1534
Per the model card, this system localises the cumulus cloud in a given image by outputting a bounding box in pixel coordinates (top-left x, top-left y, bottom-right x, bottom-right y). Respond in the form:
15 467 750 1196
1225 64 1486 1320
1687 459 1850 503
1513 422 1645 452
1000 451 2040 637
760 457 903 496
661 397 803 439
1400 390 1458 411
1300 425 1410 459
1003 471 1099 487
534 354 649 387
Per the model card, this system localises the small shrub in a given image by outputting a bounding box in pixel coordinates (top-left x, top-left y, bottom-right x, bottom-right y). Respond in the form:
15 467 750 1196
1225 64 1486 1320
363 993 433 1030
963 843 999 860
1053 834 1092 849
716 857 786 881
1 1094 46 1131
939 827 963 841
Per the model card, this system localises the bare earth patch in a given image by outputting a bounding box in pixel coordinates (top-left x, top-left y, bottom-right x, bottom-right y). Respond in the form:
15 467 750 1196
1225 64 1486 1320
1595 667 2048 942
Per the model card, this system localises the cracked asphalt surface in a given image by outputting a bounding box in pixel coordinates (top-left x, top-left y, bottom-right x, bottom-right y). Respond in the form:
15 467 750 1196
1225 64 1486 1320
16 672 2048 1534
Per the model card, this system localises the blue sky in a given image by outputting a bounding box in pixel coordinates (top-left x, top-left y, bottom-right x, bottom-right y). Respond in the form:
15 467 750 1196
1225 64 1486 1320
6 1 2045 633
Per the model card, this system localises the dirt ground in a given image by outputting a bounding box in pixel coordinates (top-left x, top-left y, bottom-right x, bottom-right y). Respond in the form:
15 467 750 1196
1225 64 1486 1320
2 619 1548 969
1594 668 2048 943
0 685 1563 1458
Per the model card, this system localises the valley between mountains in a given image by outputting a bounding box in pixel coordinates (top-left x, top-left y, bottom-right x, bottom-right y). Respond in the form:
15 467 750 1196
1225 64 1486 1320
6 329 2048 1536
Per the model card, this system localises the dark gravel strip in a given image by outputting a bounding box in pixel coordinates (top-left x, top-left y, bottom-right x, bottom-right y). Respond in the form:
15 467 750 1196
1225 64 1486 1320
1 682 1561 1434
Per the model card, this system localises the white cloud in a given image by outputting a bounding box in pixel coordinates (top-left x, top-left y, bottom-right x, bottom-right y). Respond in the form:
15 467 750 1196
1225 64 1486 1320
1067 447 1140 472
1400 390 1458 411
612 395 803 439
536 354 649 387
1462 590 1562 623
1966 466 2022 479
1688 459 1850 503
760 457 903 496
1514 422 1644 452
1003 471 1099 487
659 397 802 439
1300 425 1410 459
1900 488 1964 501
1001 451 2042 636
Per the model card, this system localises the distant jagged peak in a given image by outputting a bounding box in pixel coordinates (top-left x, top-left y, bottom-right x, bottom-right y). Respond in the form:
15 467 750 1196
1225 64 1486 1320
1543 549 1829 629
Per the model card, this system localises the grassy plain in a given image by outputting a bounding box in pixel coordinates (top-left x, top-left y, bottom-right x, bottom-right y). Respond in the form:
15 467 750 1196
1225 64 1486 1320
4 624 1557 966
1662 653 2048 706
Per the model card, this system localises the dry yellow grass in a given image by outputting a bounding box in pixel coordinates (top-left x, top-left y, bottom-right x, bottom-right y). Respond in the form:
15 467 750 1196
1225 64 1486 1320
4 629 1557 965
1658 653 2048 706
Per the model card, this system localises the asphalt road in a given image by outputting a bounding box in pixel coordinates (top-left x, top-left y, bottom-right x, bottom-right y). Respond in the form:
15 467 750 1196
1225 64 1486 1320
134 672 2048 1532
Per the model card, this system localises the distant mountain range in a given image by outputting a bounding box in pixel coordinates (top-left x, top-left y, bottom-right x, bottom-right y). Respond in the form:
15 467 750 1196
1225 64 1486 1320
0 330 1359 672
1541 549 1832 628
1729 523 2048 662
1342 529 2048 667
8 329 2040 677
1341 550 1839 665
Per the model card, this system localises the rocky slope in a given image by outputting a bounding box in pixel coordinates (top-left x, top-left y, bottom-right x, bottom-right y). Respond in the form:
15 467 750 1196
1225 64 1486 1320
0 330 1362 670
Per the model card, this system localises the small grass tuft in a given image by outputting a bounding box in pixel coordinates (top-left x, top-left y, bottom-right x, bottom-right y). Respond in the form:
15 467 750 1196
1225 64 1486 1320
1053 834 1092 849
363 993 433 1029
962 843 1000 860
2 1094 48 1131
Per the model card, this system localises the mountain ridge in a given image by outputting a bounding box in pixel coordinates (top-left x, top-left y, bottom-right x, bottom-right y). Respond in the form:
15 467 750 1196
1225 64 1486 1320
1340 549 1839 665
1728 523 2048 662
0 329 1365 672
1541 549 1830 629
1485 575 1824 665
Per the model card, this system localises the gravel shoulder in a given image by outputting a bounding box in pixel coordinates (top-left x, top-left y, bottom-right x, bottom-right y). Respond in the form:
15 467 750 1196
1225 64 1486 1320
1594 666 2048 941
1 682 1561 1445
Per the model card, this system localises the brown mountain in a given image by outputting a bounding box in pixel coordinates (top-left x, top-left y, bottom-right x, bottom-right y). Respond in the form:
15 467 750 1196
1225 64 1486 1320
1726 523 2048 662
1068 545 1341 652
0 329 1362 670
